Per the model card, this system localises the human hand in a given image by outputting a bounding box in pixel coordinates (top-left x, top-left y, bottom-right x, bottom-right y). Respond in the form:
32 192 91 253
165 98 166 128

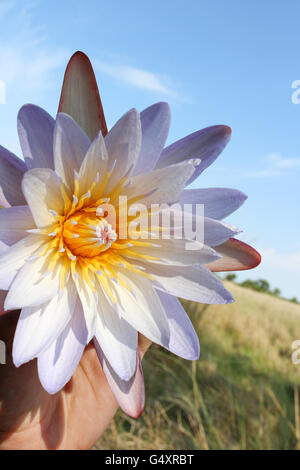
0 310 151 450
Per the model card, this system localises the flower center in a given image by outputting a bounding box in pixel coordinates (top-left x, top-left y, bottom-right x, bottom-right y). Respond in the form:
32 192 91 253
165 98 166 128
62 210 118 258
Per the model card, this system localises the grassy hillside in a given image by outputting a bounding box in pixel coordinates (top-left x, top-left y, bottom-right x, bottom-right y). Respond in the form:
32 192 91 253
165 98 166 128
95 282 300 450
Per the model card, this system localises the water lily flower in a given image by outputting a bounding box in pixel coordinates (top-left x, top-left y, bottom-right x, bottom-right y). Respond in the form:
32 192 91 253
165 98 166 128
0 52 260 417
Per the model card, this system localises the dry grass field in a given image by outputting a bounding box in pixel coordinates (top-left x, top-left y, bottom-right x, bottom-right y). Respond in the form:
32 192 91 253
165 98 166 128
95 282 300 450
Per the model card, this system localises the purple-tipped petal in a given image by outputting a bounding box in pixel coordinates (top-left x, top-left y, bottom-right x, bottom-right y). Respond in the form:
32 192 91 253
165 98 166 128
179 188 247 220
157 291 200 360
58 51 108 140
133 102 171 176
156 125 231 185
94 340 145 418
37 298 88 394
207 238 262 272
54 113 90 190
0 145 26 206
18 104 55 170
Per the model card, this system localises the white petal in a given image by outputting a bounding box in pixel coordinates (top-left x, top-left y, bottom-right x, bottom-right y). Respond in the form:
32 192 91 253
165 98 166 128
133 102 171 176
0 206 35 245
0 145 26 206
203 217 240 247
0 185 10 208
13 281 77 367
22 168 66 227
5 254 61 310
0 235 45 290
18 104 55 170
0 241 7 255
124 161 196 206
124 239 219 267
179 188 247 220
54 113 90 190
157 291 200 360
138 262 234 304
73 271 97 342
94 286 138 381
107 270 170 347
38 297 87 394
156 125 231 185
134 205 239 247
104 109 142 193
77 130 108 197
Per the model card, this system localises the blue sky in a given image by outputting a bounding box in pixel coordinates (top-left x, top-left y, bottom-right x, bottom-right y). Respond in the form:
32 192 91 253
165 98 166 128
0 0 299 298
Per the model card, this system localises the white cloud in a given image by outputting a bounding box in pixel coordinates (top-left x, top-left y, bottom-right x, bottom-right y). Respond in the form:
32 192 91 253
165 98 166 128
95 59 181 99
244 153 300 178
267 153 300 169
0 4 185 102
0 2 69 95
260 248 300 272
236 246 300 299
244 169 281 178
